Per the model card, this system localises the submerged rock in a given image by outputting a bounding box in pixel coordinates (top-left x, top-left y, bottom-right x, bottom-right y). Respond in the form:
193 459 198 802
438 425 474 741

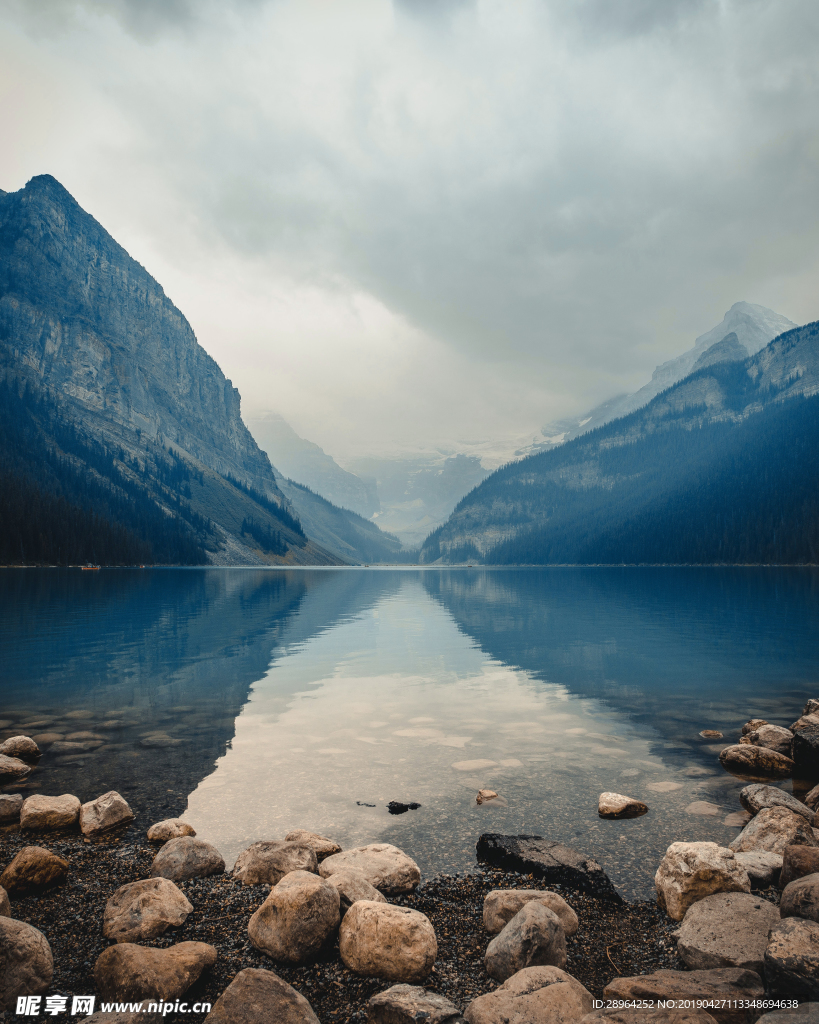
654 842 750 921
339 900 436 983
464 966 592 1024
0 917 54 1013
476 834 619 899
483 889 578 936
598 792 648 819
204 967 320 1024
484 902 567 981
676 892 779 973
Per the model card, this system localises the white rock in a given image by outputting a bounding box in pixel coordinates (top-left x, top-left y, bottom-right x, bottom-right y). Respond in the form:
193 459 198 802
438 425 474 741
483 889 578 936
20 794 81 831
339 900 436 983
79 791 134 835
464 965 593 1024
734 851 783 888
484 902 567 981
655 842 750 921
147 819 196 843
233 841 318 886
729 806 818 855
598 792 648 819
677 892 780 973
283 830 341 862
324 868 386 918
320 843 421 894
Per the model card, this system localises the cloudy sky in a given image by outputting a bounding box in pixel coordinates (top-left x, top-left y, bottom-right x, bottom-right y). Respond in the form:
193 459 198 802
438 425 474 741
2 0 818 459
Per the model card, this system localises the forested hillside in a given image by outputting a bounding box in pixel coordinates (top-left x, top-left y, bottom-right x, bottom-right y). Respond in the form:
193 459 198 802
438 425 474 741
421 321 819 565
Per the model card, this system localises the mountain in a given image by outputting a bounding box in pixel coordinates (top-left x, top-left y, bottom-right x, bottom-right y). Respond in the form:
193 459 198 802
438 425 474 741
276 477 405 564
420 319 819 565
246 412 379 518
344 452 489 549
0 174 348 565
542 302 797 445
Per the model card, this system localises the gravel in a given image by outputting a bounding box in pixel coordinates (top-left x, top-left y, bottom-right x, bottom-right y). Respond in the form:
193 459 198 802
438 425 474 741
0 823 739 1023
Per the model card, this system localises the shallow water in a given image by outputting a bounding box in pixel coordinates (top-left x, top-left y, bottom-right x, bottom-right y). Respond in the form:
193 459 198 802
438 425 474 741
2 566 817 899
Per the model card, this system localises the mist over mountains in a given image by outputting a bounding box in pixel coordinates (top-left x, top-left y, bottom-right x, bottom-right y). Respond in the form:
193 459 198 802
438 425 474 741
0 175 398 566
421 319 819 565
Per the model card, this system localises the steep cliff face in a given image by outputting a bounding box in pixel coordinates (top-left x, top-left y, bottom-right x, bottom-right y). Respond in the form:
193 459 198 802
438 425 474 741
0 174 278 495
0 174 353 565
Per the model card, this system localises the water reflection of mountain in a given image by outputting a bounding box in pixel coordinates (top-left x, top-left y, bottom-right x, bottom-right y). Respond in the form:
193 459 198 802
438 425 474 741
423 568 819 747
0 568 397 819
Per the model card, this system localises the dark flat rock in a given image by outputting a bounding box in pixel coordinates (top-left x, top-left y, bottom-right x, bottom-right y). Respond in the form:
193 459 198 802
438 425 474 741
475 834 620 900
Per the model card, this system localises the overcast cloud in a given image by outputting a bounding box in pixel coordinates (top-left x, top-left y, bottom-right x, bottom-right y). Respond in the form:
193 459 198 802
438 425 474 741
1 0 818 458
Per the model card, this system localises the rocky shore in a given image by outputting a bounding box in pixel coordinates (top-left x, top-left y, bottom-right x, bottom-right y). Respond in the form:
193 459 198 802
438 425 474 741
2 698 819 1022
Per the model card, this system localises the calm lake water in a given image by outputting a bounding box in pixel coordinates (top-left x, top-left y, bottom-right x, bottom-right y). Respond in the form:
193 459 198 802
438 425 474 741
2 567 818 900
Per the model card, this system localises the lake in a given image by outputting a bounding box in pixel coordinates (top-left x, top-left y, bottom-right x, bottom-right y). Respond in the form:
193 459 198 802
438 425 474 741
2 566 818 900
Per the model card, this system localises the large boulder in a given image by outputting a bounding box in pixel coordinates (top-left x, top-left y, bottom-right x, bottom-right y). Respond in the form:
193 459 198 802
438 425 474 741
320 844 420 895
367 984 465 1024
20 794 81 831
0 846 68 893
598 792 648 819
339 900 436 983
676 893 780 973
654 842 750 921
0 885 9 916
247 870 339 964
484 902 566 981
792 724 819 778
733 851 782 889
151 837 225 881
284 830 341 862
0 736 40 760
0 754 31 779
464 965 593 1024
765 918 819 998
0 794 23 824
147 819 196 843
747 726 794 757
729 806 817 855
103 877 193 943
204 967 319 1024
483 889 578 936
780 845 819 887
719 745 794 776
94 941 217 1002
476 834 619 899
324 868 386 918
780 872 819 924
0 918 53 1012
603 968 764 1024
739 784 813 822
79 791 134 835
233 841 318 886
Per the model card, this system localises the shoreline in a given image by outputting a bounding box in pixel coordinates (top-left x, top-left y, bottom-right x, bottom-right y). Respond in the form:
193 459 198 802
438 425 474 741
0 823 695 1022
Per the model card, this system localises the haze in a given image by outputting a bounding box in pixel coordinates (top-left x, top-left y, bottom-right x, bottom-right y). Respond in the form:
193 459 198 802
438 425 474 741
2 0 818 460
